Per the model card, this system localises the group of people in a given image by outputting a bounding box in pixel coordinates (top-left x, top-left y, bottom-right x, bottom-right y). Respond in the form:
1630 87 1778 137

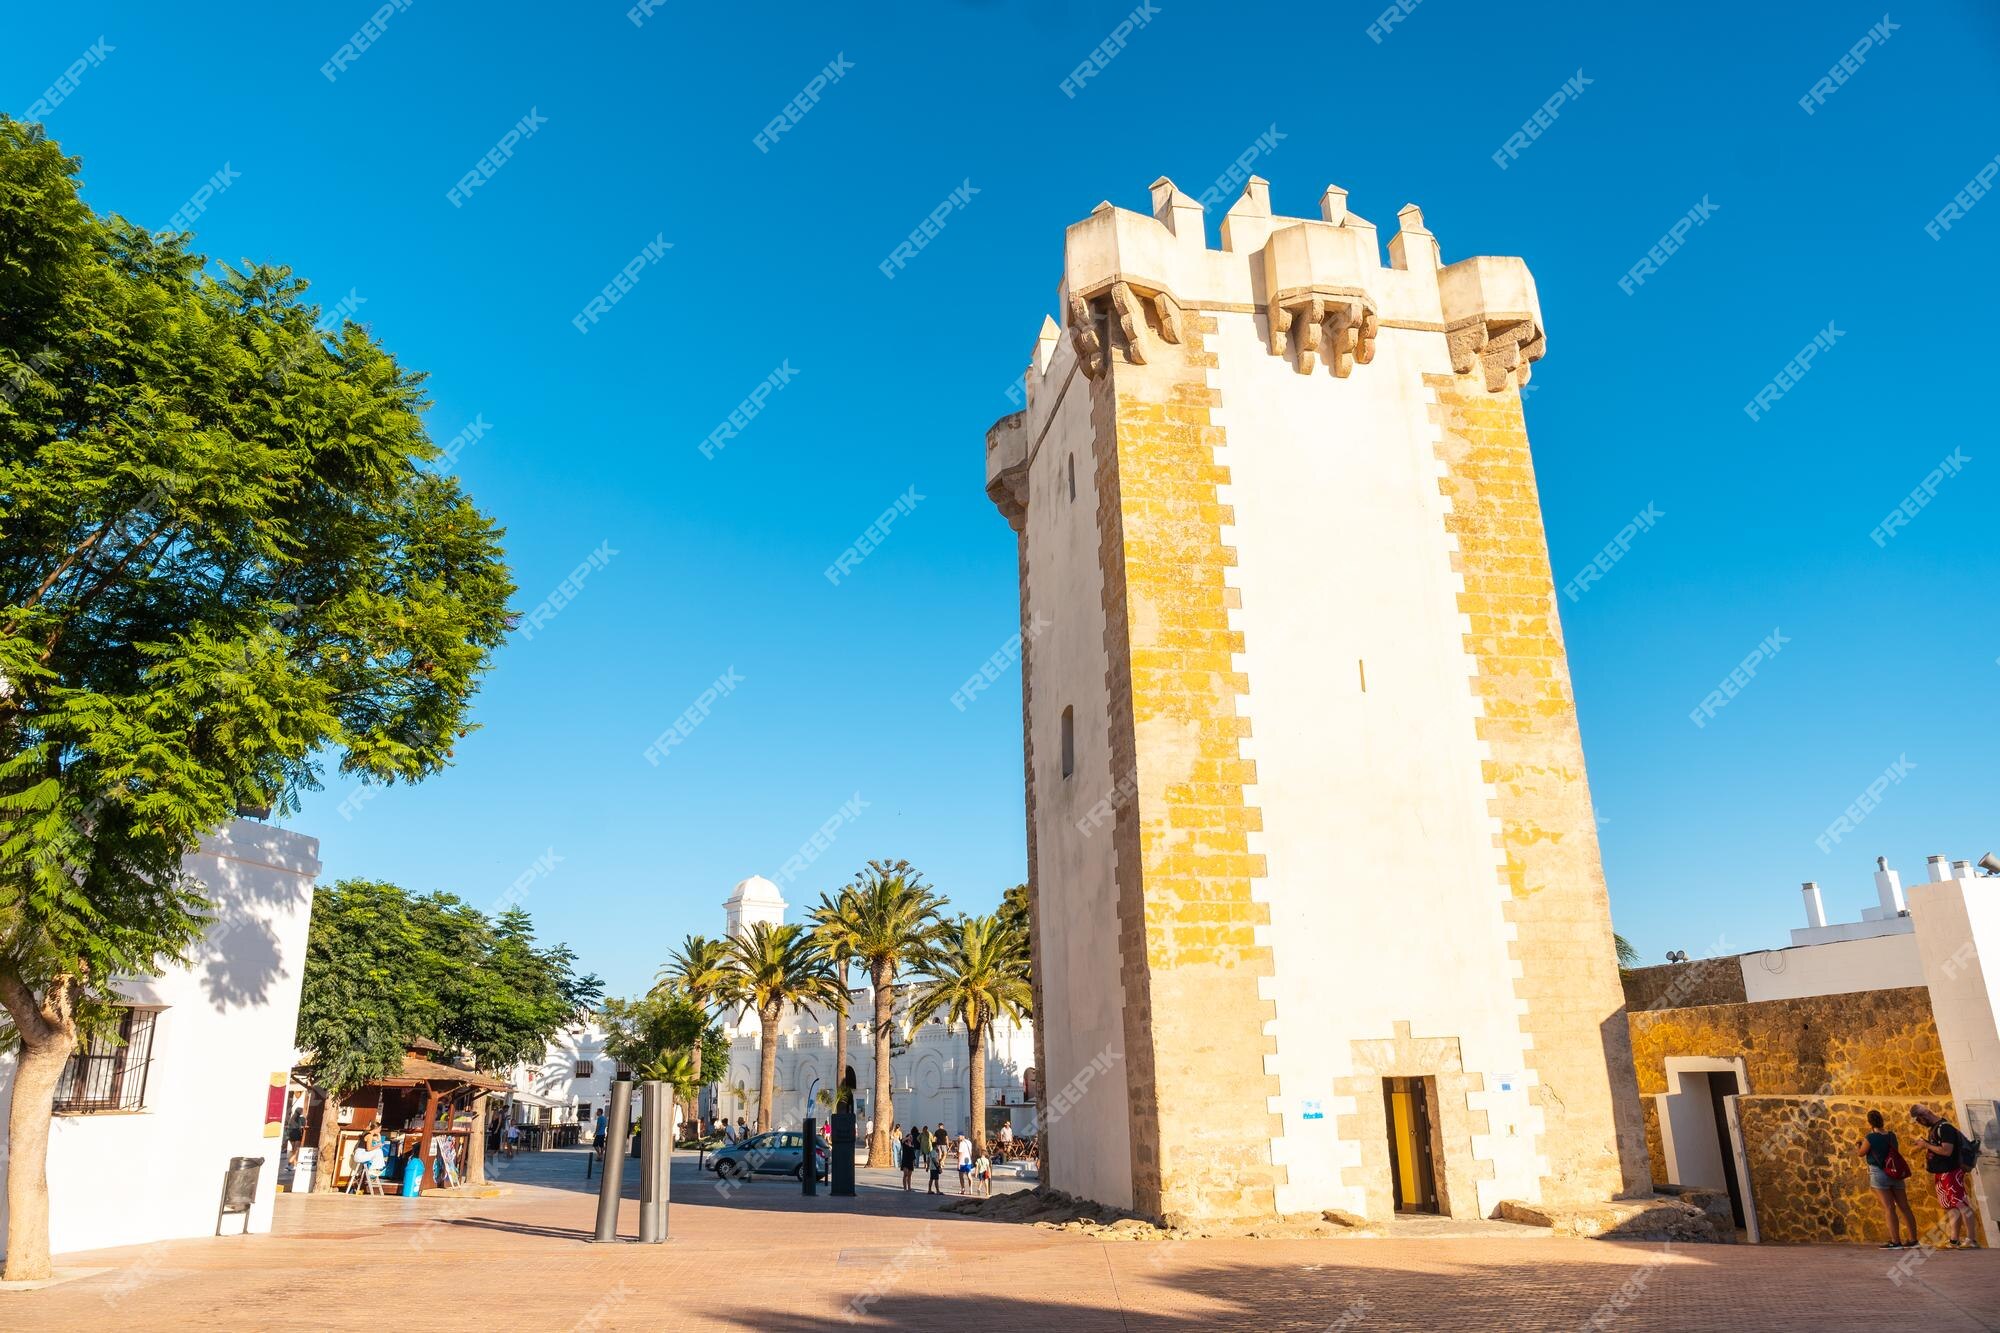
718 1116 753 1143
1859 1103 1982 1249
890 1122 991 1196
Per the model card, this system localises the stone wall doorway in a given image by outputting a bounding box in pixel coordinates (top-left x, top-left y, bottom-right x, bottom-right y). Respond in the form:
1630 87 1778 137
1383 1076 1442 1214
1657 1055 1758 1239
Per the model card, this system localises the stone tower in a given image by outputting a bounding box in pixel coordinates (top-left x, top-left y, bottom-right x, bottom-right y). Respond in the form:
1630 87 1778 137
984 175 1650 1227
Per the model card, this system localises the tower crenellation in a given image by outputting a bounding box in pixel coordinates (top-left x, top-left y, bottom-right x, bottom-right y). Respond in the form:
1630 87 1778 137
991 176 1548 518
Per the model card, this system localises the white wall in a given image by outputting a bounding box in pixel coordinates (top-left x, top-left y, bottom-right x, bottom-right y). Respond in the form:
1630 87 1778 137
510 1021 613 1132
1737 932 1925 1002
1208 310 1542 1219
1907 868 2000 1247
1018 331 1136 1209
1658 1073 1729 1190
0 819 317 1256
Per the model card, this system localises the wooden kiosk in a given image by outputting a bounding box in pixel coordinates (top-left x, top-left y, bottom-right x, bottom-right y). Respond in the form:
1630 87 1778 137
302 1040 509 1190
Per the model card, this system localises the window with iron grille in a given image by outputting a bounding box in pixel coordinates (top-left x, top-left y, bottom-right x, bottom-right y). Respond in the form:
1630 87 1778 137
53 1007 159 1114
574 1060 593 1078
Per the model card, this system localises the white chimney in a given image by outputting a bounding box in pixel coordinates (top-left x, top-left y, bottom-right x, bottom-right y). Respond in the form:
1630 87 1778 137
1874 856 1906 915
1928 854 1952 883
1954 860 1975 880
1802 881 1827 929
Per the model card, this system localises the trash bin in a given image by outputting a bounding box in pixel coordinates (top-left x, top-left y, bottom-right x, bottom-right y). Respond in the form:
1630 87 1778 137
217 1156 264 1235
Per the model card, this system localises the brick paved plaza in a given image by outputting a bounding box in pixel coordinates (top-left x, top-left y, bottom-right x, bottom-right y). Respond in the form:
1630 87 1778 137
6 1148 1995 1330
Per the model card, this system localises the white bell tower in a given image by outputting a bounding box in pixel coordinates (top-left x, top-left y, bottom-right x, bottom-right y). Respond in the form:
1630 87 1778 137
722 875 787 940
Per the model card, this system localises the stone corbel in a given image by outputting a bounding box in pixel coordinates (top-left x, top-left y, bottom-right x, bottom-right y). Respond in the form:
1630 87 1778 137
1068 293 1105 379
1447 315 1545 392
1069 279 1184 376
1268 288 1378 377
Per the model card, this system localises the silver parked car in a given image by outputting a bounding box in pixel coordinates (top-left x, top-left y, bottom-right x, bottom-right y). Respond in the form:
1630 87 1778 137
707 1131 829 1182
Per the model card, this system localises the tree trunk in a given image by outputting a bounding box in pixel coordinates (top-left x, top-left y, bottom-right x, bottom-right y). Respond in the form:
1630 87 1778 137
756 1005 779 1132
867 959 895 1167
832 995 849 1113
416 1089 439 1192
311 1088 343 1191
466 1091 489 1185
967 1018 988 1156
0 968 76 1283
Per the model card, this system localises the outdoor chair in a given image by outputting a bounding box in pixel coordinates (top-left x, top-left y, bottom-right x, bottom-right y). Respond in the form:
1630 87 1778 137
344 1159 384 1195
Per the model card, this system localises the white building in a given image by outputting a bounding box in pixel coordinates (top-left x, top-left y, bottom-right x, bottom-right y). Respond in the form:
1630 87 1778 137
505 1019 614 1138
0 818 318 1255
711 876 1038 1139
1734 856 1928 1002
1638 852 2000 1247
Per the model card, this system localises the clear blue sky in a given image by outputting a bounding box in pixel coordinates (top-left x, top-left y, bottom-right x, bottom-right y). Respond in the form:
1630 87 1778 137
9 2 1998 995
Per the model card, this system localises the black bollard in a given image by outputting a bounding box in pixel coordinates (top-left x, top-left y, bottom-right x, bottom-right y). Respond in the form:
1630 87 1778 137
591 1074 633 1243
829 1111 856 1197
802 1116 817 1196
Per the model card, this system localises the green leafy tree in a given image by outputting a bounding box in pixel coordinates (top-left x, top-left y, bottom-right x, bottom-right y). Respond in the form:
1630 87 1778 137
292 880 439 1186
0 121 512 1279
293 880 458 1189
817 860 944 1164
654 933 730 1087
908 912 1033 1154
419 899 601 1184
998 882 1030 939
601 989 727 1119
717 922 841 1132
292 883 599 1188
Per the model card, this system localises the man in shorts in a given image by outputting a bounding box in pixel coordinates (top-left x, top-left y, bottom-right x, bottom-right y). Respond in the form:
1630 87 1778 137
1913 1104 1978 1248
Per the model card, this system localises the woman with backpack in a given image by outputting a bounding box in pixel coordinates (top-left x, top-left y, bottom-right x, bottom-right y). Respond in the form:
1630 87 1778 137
1857 1109 1918 1248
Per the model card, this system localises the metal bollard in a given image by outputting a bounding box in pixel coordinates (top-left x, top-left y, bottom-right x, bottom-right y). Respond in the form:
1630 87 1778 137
638 1080 671 1243
591 1074 633 1243
802 1116 817 1196
830 1112 856 1197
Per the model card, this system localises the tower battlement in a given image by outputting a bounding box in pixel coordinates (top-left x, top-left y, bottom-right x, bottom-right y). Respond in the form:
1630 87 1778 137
990 176 1546 519
984 170 1648 1227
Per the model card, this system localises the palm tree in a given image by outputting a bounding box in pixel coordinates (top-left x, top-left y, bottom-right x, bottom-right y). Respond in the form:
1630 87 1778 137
630 1047 701 1129
998 882 1030 939
718 922 842 1132
807 894 860 1111
820 859 945 1165
1614 933 1639 970
656 934 731 1087
908 912 1033 1156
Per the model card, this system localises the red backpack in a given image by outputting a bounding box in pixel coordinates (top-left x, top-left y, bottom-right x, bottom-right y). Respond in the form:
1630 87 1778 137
1882 1135 1911 1181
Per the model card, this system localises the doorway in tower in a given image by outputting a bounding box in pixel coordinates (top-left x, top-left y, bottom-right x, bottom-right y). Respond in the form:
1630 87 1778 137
1383 1076 1442 1214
